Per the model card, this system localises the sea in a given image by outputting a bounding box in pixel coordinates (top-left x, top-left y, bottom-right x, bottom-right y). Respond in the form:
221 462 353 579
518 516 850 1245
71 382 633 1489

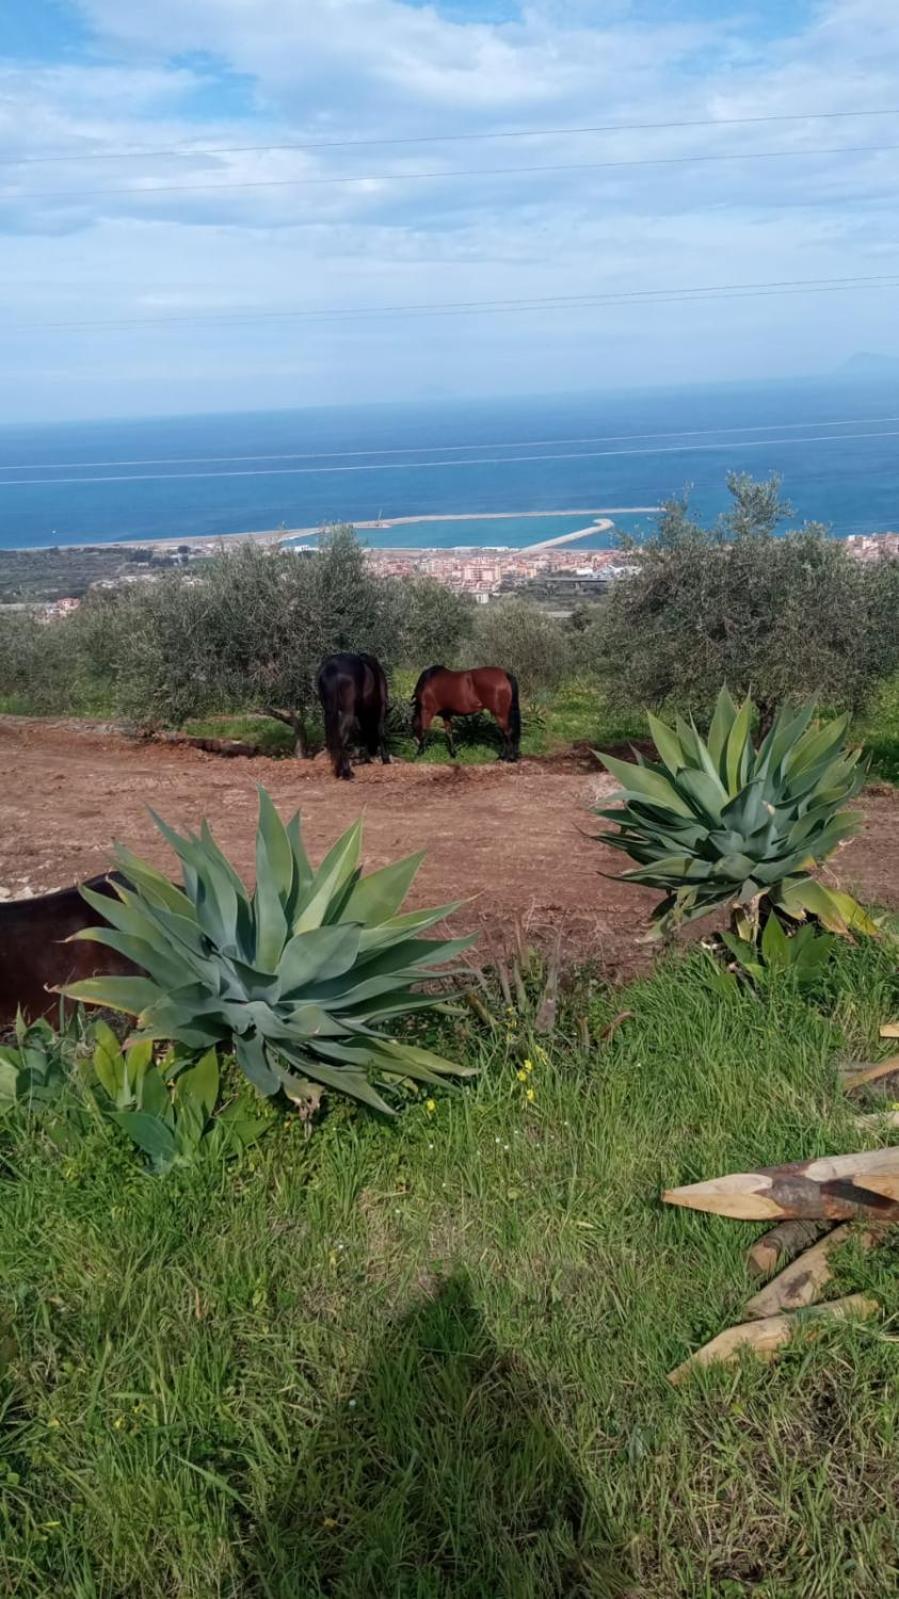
0 376 896 551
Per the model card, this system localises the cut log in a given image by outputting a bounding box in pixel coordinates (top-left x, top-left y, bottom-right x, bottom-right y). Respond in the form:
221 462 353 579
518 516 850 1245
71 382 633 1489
663 1147 899 1222
881 1022 899 1039
841 1055 899 1093
667 1294 879 1385
744 1224 886 1318
746 1219 831 1281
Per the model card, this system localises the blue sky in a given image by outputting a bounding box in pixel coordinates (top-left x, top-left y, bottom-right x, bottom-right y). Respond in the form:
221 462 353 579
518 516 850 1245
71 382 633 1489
0 0 897 420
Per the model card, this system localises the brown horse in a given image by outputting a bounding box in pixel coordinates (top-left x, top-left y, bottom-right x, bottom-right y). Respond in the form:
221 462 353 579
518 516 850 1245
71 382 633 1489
0 874 135 1028
411 665 521 762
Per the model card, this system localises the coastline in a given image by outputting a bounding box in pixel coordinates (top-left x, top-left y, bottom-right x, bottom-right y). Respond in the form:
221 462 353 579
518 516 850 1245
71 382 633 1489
4 506 659 556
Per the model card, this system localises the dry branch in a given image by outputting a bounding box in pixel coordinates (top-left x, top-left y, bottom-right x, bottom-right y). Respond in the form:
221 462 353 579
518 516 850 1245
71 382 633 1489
841 1055 899 1093
744 1224 886 1318
663 1147 899 1222
881 1022 899 1039
667 1294 879 1385
746 1219 831 1281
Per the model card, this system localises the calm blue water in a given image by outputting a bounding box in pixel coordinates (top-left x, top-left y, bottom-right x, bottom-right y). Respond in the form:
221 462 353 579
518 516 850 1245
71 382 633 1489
0 377 896 549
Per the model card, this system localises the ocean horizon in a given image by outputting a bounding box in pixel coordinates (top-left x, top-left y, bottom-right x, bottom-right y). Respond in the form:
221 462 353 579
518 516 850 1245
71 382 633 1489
0 375 897 551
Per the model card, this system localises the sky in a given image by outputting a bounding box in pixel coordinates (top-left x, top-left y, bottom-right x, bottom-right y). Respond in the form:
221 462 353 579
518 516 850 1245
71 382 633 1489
0 0 898 421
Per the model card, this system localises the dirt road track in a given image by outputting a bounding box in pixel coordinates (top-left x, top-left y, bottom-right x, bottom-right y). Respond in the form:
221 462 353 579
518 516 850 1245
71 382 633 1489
2 717 898 979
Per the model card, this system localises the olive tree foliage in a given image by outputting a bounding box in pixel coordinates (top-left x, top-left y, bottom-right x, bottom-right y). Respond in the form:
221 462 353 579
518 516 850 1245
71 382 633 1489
75 527 400 753
389 574 474 667
588 473 899 730
467 598 570 700
0 611 75 713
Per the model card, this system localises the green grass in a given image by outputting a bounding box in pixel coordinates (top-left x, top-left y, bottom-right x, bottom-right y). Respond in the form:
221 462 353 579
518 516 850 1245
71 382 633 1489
861 677 899 786
2 943 899 1596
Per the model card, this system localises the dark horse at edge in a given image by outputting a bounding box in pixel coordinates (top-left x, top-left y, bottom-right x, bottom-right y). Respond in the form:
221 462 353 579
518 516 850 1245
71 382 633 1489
317 651 391 780
411 665 521 762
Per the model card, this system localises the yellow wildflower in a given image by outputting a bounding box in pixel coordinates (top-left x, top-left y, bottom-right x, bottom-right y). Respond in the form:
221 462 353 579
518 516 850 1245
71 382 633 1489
525 1087 536 1103
522 1058 534 1074
516 1069 528 1082
425 1099 437 1114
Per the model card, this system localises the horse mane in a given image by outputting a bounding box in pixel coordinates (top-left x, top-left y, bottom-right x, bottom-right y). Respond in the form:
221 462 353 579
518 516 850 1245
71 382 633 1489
412 663 447 701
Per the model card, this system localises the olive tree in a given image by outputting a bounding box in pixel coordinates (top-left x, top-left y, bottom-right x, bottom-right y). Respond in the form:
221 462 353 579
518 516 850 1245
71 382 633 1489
592 474 899 732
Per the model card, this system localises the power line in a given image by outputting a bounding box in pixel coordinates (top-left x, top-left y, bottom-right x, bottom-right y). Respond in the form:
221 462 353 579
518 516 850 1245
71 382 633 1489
2 428 898 487
5 106 899 166
6 142 899 204
3 413 897 475
6 274 899 334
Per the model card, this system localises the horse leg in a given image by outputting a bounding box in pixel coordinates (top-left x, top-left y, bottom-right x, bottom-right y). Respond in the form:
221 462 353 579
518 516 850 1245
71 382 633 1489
493 712 511 761
376 704 391 764
331 708 356 780
414 706 434 758
442 716 457 759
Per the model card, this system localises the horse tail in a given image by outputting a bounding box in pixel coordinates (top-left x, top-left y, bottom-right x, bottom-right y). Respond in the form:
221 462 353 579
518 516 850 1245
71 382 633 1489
507 671 521 751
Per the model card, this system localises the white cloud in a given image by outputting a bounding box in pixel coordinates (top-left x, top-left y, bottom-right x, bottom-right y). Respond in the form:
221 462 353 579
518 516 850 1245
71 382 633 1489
1 0 898 418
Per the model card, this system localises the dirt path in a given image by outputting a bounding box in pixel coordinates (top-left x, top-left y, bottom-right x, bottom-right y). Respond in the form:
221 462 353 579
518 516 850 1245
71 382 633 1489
1 717 897 979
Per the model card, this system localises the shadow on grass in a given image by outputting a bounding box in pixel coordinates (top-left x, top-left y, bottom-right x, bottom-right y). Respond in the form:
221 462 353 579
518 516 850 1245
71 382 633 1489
245 1274 629 1598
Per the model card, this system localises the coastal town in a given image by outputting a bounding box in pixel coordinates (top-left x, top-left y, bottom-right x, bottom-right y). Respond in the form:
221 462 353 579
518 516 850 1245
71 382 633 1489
1 527 898 616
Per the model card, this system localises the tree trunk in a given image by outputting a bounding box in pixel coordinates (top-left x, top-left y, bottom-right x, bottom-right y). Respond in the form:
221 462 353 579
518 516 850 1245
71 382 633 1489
261 706 309 758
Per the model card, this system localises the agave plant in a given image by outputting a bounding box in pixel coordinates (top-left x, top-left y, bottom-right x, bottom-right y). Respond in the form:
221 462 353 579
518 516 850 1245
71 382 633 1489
61 790 476 1114
595 688 878 941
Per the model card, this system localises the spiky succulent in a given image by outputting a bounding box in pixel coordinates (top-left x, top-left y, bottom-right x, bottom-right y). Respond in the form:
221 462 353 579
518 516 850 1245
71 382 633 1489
61 789 476 1114
595 688 878 940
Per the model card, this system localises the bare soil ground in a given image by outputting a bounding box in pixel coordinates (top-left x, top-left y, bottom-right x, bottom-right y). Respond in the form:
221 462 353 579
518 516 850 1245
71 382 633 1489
2 716 898 980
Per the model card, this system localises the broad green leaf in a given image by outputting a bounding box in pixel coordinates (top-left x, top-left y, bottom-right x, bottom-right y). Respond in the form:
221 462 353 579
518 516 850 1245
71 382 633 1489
596 753 693 817
724 696 753 795
112 845 196 917
707 686 739 770
293 819 364 933
177 1048 219 1120
275 1046 394 1115
276 924 362 996
58 975 162 1016
341 851 425 927
234 1033 281 1097
645 713 685 776
115 1110 178 1165
71 927 189 991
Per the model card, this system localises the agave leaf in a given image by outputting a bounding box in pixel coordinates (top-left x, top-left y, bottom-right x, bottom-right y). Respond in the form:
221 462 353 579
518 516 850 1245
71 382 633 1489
293 819 364 934
57 974 162 1016
234 1033 281 1097
673 716 703 767
112 847 196 917
645 713 685 776
276 924 362 996
71 927 191 991
372 1038 478 1079
255 789 295 903
357 901 462 955
597 753 694 817
275 1046 395 1115
341 850 425 927
284 811 314 910
707 686 739 770
785 713 851 778
757 700 817 776
678 768 728 824
724 696 753 794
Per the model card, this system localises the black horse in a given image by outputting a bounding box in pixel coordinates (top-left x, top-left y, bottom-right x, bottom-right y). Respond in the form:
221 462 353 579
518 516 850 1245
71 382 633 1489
316 652 390 780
